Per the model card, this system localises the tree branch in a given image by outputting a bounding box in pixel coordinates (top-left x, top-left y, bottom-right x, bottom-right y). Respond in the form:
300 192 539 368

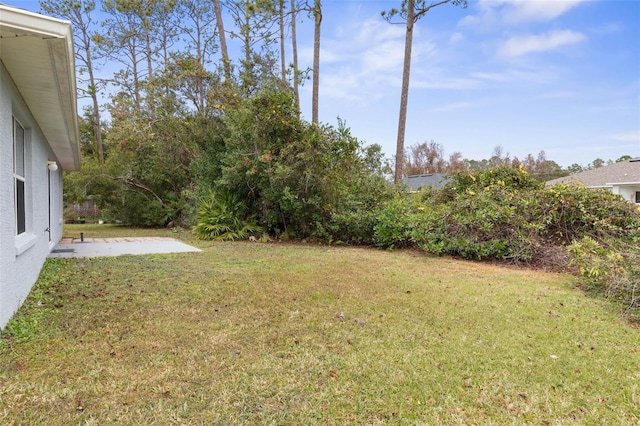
414 0 452 20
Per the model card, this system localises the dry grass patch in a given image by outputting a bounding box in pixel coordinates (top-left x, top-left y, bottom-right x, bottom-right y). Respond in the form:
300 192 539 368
1 241 639 424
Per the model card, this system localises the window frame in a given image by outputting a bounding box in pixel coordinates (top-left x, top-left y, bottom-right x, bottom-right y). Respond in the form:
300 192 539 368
13 116 26 235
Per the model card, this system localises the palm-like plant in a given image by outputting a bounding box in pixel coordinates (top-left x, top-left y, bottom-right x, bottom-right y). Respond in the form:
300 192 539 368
193 192 263 241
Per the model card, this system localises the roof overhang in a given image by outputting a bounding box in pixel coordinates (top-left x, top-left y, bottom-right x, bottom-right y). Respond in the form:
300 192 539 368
607 182 640 187
0 4 80 171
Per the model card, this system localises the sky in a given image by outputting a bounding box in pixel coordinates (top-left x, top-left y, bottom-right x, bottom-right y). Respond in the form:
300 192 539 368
294 0 640 168
7 0 640 168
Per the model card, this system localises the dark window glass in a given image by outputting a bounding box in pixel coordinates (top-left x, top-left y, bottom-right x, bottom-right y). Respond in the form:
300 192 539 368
16 180 25 234
14 118 26 235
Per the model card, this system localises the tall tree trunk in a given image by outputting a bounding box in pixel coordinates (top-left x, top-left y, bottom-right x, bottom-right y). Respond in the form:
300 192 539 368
142 14 156 115
312 0 321 125
279 0 286 83
213 0 231 81
385 0 466 183
394 0 414 184
240 3 252 91
81 15 104 163
290 0 300 111
87 63 104 162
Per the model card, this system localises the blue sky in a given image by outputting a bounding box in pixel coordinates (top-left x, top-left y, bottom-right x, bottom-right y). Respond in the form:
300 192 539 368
295 0 639 167
9 0 640 167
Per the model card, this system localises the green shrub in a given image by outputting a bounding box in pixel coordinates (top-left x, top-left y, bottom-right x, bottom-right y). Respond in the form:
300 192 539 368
534 184 640 245
402 167 640 314
193 192 263 241
373 193 417 249
444 165 543 196
568 237 640 312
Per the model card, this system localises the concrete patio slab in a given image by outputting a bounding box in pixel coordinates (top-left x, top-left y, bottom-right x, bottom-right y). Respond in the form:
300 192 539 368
48 237 201 258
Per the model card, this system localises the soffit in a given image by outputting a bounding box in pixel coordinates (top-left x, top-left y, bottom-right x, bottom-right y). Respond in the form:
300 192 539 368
0 5 80 171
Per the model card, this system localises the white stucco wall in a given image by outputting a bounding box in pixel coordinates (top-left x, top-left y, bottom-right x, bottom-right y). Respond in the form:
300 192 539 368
0 61 64 329
612 185 640 204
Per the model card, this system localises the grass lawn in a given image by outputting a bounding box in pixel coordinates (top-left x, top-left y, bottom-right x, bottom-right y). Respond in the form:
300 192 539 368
1 225 639 424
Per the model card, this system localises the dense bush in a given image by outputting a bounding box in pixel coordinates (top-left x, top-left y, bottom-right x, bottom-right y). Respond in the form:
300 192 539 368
193 192 263 241
377 169 639 253
534 184 640 245
568 237 640 313
196 86 394 242
374 168 640 312
375 168 544 262
374 193 421 249
373 167 640 312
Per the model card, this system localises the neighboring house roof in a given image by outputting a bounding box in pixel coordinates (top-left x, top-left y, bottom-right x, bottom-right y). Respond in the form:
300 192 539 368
0 4 80 170
546 158 640 188
403 173 451 191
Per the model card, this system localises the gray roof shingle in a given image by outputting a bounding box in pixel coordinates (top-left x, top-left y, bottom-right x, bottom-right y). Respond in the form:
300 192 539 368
403 173 451 190
546 158 640 187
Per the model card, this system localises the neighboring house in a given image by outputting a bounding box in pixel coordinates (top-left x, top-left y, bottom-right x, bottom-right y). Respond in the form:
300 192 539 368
546 158 640 204
0 5 80 329
403 173 451 192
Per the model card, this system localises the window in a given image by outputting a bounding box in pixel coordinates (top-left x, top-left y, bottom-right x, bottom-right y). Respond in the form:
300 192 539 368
13 117 26 235
635 191 640 204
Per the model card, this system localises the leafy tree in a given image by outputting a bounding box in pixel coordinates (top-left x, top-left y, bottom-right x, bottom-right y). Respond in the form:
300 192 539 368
488 145 513 168
207 85 392 240
101 0 179 112
227 0 280 94
518 150 567 181
566 163 584 174
382 0 467 184
404 140 446 175
447 151 465 173
172 0 218 113
464 158 491 172
40 0 106 161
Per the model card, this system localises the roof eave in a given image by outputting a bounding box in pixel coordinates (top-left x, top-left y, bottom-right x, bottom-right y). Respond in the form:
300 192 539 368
0 4 80 171
607 182 640 186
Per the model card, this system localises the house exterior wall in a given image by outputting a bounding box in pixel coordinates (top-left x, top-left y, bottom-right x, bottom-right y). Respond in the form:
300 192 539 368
611 185 640 204
0 60 64 329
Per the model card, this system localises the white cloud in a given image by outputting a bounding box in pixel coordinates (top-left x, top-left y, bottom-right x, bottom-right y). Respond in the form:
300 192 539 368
471 66 558 85
362 40 406 72
303 17 449 103
498 0 586 25
352 18 405 46
461 0 587 30
497 30 585 57
292 17 405 104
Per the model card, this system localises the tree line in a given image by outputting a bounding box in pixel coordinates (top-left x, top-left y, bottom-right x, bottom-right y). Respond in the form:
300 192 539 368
403 142 631 181
42 1 632 236
41 0 323 162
